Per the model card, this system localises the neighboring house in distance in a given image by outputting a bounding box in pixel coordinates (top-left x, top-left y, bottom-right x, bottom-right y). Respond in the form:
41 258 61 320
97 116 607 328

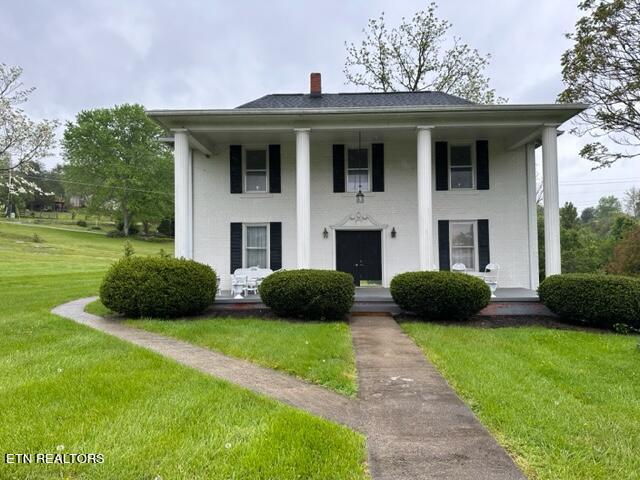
147 73 586 291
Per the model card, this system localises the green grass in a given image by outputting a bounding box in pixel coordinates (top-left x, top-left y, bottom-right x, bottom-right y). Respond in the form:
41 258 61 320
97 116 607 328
402 322 640 480
0 222 368 479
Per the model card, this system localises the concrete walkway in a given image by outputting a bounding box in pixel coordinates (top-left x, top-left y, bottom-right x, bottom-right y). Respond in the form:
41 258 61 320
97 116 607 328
52 299 525 480
351 315 524 480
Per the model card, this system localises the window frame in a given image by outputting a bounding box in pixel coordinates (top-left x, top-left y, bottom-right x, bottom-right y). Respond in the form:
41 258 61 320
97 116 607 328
345 146 372 193
242 146 269 194
449 220 479 272
242 223 270 268
448 142 475 190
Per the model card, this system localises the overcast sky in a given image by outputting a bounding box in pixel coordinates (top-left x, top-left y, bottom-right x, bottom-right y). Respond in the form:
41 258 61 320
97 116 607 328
2 0 638 211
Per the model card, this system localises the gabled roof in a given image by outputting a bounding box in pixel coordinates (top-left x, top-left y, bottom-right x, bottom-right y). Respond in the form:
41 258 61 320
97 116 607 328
236 91 474 109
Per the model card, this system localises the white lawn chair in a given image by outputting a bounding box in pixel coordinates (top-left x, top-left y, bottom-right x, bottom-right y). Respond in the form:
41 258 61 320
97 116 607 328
451 263 467 273
483 263 500 298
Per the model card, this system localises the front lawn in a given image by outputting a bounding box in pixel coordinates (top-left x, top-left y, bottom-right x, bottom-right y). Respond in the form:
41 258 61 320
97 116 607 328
0 222 368 479
86 300 357 396
402 322 640 480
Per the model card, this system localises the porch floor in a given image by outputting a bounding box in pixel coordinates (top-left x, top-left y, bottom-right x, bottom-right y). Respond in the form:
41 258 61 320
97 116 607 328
216 287 538 303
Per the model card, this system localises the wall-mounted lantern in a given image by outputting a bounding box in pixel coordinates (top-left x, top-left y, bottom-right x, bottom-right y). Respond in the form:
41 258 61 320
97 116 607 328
322 228 329 239
391 227 397 238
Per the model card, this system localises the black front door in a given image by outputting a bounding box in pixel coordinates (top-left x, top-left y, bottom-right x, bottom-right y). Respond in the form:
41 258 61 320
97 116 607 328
336 230 382 286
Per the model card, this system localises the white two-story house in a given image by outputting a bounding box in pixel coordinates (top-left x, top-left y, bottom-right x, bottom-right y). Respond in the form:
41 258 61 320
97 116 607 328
148 73 586 292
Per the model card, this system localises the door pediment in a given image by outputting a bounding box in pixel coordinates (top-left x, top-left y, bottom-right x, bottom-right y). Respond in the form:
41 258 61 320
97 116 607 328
331 211 388 230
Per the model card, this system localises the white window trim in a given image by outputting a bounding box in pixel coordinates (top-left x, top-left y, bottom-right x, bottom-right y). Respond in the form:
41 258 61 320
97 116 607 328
345 145 372 193
242 223 270 268
448 142 475 190
449 220 479 272
242 146 269 194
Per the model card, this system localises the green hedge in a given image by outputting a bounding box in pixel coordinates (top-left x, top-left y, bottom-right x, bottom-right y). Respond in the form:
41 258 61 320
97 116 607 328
539 274 640 329
259 269 354 320
100 256 217 318
390 271 491 320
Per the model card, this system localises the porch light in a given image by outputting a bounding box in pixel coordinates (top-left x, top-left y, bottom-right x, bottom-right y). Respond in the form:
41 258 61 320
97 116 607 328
322 228 329 239
356 188 365 204
391 227 397 238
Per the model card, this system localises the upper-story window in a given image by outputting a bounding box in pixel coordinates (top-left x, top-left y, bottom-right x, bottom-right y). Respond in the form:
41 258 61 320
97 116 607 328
244 149 268 193
347 148 369 192
449 144 474 189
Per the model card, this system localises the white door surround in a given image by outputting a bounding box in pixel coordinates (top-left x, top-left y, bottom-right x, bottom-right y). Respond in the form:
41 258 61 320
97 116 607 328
330 211 389 286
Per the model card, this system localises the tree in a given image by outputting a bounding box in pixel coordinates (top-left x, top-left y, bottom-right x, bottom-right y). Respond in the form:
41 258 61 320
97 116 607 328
0 63 57 216
624 187 640 218
344 3 505 103
62 104 173 236
560 202 579 230
580 206 596 223
607 225 640 276
558 0 640 168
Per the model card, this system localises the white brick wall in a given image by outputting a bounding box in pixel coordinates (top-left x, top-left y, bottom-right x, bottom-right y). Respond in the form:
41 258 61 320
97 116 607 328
192 137 534 290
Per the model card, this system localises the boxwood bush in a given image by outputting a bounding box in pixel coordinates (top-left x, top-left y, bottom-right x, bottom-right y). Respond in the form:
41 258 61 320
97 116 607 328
100 256 217 318
390 271 491 320
539 274 640 329
258 269 355 320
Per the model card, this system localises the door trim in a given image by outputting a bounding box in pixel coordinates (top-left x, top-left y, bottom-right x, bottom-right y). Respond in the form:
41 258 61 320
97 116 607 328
330 212 388 287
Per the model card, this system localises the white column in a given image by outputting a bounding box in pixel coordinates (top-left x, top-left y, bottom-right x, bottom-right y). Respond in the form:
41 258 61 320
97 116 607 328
295 128 311 268
417 126 434 270
542 126 561 276
525 143 539 289
173 129 193 259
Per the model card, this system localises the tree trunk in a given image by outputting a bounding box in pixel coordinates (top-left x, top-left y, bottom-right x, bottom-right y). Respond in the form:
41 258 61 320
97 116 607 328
122 207 130 237
142 220 150 235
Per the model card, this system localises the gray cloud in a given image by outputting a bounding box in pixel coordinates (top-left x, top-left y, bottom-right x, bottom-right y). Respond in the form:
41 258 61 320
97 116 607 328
2 0 638 208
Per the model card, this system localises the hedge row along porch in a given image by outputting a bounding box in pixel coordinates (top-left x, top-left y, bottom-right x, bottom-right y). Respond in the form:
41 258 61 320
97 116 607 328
148 73 586 292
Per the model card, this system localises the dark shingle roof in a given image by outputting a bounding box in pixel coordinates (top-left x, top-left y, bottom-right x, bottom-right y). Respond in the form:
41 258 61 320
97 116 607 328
236 91 473 109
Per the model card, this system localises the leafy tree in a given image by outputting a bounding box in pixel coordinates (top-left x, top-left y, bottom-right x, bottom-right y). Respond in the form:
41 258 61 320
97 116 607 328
0 63 57 216
607 225 640 276
344 3 505 103
624 187 640 218
558 0 640 167
62 104 173 236
580 206 596 223
560 202 579 230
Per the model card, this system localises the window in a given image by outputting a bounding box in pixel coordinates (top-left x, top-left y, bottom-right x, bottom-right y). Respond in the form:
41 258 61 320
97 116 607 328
245 149 268 192
244 224 268 268
347 148 369 192
450 221 477 270
449 144 473 189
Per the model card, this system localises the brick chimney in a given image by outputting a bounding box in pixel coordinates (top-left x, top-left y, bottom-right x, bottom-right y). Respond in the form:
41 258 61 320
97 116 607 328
310 73 322 97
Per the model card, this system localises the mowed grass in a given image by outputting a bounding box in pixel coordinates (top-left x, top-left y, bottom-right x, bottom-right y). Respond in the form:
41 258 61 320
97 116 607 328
0 222 368 479
87 297 357 396
402 322 640 480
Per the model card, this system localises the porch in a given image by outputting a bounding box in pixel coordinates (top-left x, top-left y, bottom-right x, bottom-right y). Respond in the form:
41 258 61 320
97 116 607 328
212 287 551 317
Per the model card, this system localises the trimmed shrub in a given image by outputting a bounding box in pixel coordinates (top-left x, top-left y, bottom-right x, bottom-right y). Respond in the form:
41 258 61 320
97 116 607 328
390 271 491 320
259 269 354 319
76 220 88 227
539 274 640 329
100 256 217 318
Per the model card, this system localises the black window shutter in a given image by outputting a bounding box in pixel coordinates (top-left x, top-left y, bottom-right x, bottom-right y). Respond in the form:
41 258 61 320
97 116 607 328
478 219 490 271
333 144 345 193
371 143 384 192
230 145 242 194
435 142 448 191
268 145 281 193
230 222 242 273
476 140 489 190
269 222 282 270
438 220 450 271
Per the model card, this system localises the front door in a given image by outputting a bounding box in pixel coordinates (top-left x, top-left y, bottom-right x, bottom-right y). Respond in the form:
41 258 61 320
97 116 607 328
336 230 382 286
